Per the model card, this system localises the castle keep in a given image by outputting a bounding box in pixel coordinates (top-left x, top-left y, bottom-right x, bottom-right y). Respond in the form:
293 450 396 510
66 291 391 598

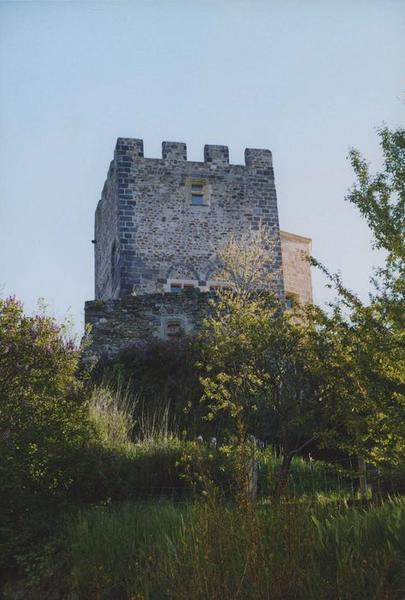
85 138 312 358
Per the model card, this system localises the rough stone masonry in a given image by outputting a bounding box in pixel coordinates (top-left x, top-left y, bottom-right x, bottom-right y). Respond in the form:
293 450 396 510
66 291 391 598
84 138 312 359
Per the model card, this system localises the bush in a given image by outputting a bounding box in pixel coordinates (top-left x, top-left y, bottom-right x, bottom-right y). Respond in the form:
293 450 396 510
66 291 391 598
92 338 209 437
0 298 94 570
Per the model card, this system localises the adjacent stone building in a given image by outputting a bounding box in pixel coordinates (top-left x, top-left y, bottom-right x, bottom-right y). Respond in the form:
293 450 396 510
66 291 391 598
280 230 313 306
84 138 312 359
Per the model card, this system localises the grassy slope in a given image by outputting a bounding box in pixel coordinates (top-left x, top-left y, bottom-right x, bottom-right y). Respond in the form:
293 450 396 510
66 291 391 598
64 497 405 600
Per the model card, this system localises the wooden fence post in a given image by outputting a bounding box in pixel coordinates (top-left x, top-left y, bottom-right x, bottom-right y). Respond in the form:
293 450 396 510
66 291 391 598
358 455 367 498
247 436 258 501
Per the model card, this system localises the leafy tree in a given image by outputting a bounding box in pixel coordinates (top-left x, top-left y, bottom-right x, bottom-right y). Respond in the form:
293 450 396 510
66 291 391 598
198 287 324 494
310 125 405 471
0 297 92 566
199 126 405 489
199 224 330 494
214 222 280 298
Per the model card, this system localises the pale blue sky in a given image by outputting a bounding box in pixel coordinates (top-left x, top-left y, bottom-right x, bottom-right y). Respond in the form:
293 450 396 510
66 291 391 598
0 0 404 335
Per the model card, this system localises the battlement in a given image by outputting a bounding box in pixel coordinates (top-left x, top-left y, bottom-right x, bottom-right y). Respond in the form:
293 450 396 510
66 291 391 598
114 137 272 167
204 144 229 164
162 141 187 160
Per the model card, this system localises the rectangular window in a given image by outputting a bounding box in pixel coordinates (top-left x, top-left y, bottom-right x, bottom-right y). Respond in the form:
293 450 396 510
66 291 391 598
166 321 181 338
167 280 198 293
190 181 208 206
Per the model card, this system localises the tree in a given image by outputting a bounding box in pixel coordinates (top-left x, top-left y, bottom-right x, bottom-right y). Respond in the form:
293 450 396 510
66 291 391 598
199 223 326 494
310 125 405 471
199 126 405 489
214 222 280 299
0 297 91 565
199 291 324 494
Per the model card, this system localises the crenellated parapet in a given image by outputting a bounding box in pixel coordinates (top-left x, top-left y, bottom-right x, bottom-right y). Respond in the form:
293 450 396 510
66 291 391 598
113 137 273 168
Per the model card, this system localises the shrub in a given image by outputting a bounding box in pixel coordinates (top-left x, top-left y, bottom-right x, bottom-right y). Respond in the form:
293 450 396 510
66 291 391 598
0 297 93 569
92 338 208 437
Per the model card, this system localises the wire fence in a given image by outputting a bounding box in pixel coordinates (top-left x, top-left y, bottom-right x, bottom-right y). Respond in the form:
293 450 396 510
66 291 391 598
92 452 404 504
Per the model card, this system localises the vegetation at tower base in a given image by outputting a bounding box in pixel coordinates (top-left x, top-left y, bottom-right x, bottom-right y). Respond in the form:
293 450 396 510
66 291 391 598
198 291 322 496
1 127 404 598
91 336 206 438
3 294 404 599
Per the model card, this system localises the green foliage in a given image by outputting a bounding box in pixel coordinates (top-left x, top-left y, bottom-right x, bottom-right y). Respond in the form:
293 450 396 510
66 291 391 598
346 127 405 468
67 502 187 599
63 497 405 599
0 297 93 568
303 300 405 470
348 125 404 270
310 125 405 469
198 291 326 494
93 337 205 437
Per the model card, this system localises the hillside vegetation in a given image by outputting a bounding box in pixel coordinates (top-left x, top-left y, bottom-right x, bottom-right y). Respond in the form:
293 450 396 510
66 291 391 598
0 126 404 599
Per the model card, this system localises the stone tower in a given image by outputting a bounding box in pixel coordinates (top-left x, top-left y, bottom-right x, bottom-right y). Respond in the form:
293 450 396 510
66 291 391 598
94 138 284 299
85 138 312 359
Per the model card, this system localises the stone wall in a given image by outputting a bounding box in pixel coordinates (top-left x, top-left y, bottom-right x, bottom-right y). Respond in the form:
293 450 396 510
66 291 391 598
94 138 284 300
85 229 313 361
84 290 210 361
280 230 313 305
95 161 119 299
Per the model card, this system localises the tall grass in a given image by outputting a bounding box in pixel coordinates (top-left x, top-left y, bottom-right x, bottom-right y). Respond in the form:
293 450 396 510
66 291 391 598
87 385 353 500
311 499 405 598
65 497 405 600
89 383 180 444
133 394 179 441
89 384 136 448
258 450 353 498
65 387 404 598
67 502 187 599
